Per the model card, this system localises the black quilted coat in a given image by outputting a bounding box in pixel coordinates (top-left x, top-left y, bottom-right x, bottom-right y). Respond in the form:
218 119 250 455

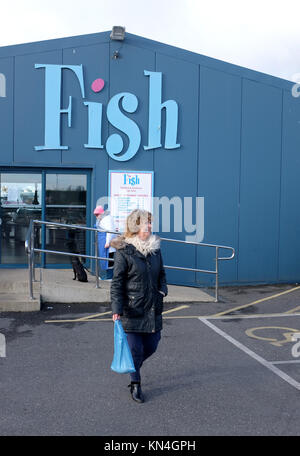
110 235 168 333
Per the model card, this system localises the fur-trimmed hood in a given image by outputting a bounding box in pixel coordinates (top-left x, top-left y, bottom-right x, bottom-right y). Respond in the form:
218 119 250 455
110 234 161 256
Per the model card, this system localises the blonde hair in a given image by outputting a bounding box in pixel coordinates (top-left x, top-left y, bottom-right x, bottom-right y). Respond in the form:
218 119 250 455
124 209 152 238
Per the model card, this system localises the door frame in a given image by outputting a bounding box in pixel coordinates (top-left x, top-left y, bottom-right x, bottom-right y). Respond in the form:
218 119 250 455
0 167 92 268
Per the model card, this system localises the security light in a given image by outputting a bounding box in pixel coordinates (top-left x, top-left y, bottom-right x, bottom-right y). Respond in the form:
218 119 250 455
112 50 120 59
110 26 125 41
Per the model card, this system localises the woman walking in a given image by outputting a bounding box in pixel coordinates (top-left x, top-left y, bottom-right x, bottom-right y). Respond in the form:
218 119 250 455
110 209 168 403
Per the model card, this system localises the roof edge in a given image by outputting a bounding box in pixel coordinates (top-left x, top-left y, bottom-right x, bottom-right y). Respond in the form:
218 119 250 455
0 30 294 91
124 33 294 91
0 30 111 57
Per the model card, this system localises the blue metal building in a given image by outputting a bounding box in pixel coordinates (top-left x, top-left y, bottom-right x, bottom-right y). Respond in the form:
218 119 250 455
0 30 299 287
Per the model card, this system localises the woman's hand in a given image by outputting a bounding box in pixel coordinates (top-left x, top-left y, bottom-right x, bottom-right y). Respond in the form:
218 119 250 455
112 314 120 321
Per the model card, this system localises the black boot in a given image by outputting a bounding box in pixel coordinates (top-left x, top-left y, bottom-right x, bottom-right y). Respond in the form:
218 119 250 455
128 382 144 403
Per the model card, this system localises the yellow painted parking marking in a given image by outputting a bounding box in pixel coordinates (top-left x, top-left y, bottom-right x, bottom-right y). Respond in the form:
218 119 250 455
45 305 189 324
285 306 300 314
165 312 300 320
162 305 190 315
44 318 107 323
245 326 300 347
45 311 300 324
164 315 202 319
75 311 112 321
212 285 300 318
44 310 112 324
44 310 300 324
207 312 300 320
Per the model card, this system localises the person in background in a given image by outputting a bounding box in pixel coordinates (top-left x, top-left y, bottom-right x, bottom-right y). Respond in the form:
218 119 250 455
110 209 168 403
94 205 116 280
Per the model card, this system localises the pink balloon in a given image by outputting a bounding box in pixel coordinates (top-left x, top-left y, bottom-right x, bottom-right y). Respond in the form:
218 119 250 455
91 78 105 93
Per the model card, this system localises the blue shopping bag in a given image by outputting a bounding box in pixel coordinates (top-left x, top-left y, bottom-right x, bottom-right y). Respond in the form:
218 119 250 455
111 320 136 374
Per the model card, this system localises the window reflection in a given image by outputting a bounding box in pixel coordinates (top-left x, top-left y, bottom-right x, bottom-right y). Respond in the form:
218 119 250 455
0 172 88 266
0 173 42 264
45 174 87 264
1 173 42 207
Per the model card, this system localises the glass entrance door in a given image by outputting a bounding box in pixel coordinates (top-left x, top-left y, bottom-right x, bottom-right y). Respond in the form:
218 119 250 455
0 170 90 267
0 173 42 264
45 173 87 265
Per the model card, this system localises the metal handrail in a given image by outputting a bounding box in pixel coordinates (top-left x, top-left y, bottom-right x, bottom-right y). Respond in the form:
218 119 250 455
25 220 113 298
160 236 235 302
25 219 34 300
25 220 235 302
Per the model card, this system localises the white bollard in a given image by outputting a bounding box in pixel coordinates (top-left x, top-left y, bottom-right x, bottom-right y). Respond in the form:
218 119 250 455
0 333 6 358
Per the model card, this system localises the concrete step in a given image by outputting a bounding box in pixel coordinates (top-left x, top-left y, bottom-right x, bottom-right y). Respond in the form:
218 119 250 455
0 292 40 312
0 268 215 311
0 269 41 311
41 269 111 304
41 282 111 304
0 281 40 292
0 269 41 292
40 269 215 304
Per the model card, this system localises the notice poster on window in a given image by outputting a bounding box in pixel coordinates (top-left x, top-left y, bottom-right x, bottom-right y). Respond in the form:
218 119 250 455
109 171 154 233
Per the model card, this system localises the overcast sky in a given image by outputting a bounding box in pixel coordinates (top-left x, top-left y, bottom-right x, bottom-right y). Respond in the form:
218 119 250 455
0 0 299 82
